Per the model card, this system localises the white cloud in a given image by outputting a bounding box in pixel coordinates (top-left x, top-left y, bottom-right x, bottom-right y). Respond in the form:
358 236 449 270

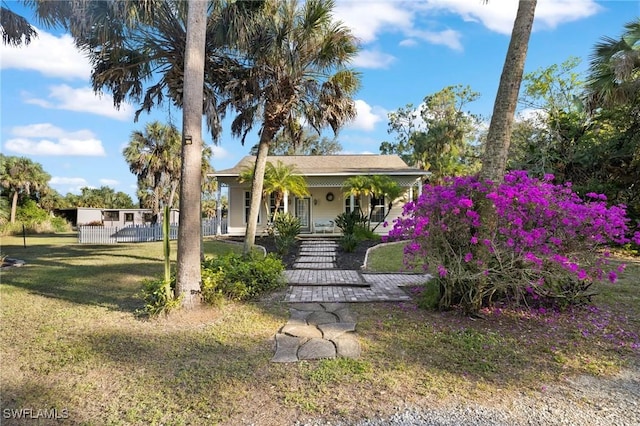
0 29 91 79
5 123 106 156
418 0 601 35
352 49 396 69
335 2 413 43
49 176 92 195
399 39 418 47
408 28 462 51
348 100 386 131
336 1 463 51
50 177 89 186
24 85 133 121
99 179 120 186
211 145 230 160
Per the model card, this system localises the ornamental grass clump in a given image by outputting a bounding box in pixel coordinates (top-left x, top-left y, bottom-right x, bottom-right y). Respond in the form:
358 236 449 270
387 171 640 313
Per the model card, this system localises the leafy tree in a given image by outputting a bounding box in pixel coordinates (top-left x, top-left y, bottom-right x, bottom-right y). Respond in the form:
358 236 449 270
250 130 343 156
0 155 50 223
508 58 588 178
222 0 360 254
239 160 309 222
480 0 537 182
381 85 482 181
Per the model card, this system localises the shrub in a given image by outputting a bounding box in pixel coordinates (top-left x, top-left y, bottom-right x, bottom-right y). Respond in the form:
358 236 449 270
137 277 181 317
339 233 358 253
353 224 380 242
387 171 640 313
201 251 285 302
335 211 367 235
272 213 301 255
16 199 48 223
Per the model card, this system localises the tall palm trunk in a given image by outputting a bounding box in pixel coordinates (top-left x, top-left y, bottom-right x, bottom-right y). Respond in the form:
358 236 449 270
480 0 537 182
243 125 277 254
10 190 18 223
176 0 207 309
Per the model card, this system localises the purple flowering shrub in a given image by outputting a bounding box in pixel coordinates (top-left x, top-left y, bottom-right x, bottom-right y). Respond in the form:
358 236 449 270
386 171 640 313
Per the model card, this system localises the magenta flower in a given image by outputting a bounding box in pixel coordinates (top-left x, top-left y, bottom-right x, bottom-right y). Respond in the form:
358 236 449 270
437 265 447 278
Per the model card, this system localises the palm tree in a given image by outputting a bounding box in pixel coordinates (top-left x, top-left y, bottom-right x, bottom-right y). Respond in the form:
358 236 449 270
0 155 50 223
342 175 374 216
1 4 37 46
342 175 403 231
123 122 181 222
480 0 537 183
222 0 360 253
239 160 309 222
176 0 207 308
586 19 640 110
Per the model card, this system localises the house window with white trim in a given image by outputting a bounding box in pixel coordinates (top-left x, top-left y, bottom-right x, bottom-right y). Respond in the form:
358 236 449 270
269 193 285 219
370 195 385 222
244 191 261 224
344 196 360 213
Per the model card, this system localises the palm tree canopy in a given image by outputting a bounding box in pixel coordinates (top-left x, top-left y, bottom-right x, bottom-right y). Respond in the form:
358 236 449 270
222 0 361 144
586 19 640 109
239 160 309 199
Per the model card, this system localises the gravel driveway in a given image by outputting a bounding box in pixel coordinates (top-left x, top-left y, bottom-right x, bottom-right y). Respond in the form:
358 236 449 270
295 361 640 426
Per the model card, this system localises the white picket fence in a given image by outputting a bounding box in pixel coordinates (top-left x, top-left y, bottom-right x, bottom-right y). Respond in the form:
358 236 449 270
78 218 227 244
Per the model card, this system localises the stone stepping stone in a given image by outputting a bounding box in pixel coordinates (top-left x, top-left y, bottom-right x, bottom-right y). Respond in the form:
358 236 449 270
280 323 323 339
306 311 339 325
333 307 357 323
318 322 356 340
272 334 303 363
332 335 361 359
298 338 336 360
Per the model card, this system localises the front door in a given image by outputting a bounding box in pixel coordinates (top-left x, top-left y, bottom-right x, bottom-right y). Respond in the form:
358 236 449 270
295 197 311 233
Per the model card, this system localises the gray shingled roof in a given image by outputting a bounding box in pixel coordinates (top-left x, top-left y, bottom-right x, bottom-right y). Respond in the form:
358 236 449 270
212 155 429 177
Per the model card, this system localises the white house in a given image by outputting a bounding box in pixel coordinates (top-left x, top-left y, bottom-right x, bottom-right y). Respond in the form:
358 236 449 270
210 154 428 236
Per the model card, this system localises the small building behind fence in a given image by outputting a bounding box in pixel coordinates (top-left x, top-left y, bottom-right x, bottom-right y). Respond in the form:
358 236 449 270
78 218 227 244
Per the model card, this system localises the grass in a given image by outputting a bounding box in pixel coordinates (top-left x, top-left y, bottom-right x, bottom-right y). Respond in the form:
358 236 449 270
1 234 639 425
366 240 407 272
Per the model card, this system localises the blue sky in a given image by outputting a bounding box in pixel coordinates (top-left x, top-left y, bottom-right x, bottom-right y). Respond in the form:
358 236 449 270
1 0 638 200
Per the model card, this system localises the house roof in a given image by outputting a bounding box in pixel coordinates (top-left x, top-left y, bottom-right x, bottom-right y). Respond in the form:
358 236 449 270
211 155 429 177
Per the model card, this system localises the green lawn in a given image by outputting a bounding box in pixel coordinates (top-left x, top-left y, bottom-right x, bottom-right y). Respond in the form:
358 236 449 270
1 234 638 425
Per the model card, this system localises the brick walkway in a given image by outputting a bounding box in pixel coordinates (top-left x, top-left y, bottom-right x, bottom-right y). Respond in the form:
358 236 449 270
273 239 431 362
284 238 430 303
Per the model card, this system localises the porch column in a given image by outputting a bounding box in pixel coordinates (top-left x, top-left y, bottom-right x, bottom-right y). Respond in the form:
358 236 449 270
216 183 222 235
408 185 413 202
417 178 423 196
283 191 289 214
349 194 355 212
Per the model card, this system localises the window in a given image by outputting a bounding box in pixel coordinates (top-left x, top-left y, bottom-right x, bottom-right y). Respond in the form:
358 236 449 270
143 213 153 223
124 213 134 223
104 210 119 221
269 193 285 218
244 192 261 224
370 195 385 223
344 196 360 213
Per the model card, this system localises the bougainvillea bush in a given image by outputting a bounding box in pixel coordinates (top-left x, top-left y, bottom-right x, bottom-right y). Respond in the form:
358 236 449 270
386 171 640 313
